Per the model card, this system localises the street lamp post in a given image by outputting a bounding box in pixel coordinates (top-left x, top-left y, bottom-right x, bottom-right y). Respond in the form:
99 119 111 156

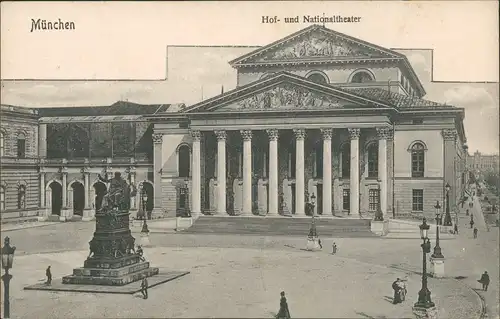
140 189 149 234
414 219 435 309
444 183 453 226
310 193 316 217
1 236 16 319
431 201 444 259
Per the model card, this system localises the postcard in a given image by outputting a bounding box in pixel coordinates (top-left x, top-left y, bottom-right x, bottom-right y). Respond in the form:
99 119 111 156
0 1 498 319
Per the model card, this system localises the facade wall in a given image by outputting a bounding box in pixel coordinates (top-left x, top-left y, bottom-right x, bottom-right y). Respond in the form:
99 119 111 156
394 179 444 218
238 64 401 89
1 108 40 219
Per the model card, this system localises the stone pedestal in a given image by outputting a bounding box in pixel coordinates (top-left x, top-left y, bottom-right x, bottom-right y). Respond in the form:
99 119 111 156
62 210 158 287
175 217 193 231
139 232 151 247
430 257 445 278
412 306 438 319
306 236 321 251
59 209 71 222
371 220 389 236
82 209 94 221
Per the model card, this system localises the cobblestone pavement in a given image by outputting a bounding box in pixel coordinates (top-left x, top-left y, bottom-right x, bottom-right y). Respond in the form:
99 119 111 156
5 247 483 319
2 206 497 319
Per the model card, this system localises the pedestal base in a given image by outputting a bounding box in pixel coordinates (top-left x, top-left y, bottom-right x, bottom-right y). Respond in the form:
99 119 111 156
371 220 389 236
430 257 446 278
82 209 94 221
306 236 321 251
412 306 438 319
140 232 151 247
63 263 159 286
175 217 193 231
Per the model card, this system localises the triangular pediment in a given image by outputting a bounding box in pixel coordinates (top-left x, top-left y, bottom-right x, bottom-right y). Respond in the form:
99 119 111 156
183 72 392 113
230 25 403 66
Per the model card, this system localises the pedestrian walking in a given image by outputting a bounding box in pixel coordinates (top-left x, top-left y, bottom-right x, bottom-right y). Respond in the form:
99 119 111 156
46 265 52 285
275 291 291 319
392 278 406 304
466 209 469 216
332 242 337 255
318 238 323 249
478 271 490 291
473 227 478 239
141 277 149 299
454 223 458 235
470 219 474 229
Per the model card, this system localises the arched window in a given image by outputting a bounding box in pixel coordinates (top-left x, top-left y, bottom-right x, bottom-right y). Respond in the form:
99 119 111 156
367 143 378 178
341 143 350 178
17 132 26 158
306 72 329 85
178 145 191 178
0 131 4 157
18 184 26 209
350 71 374 83
411 142 425 177
0 186 5 211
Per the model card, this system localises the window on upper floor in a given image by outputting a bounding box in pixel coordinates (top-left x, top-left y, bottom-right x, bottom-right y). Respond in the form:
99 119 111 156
350 71 374 83
411 142 425 177
367 143 378 178
17 132 26 158
341 143 350 178
0 131 4 157
306 72 329 85
18 184 26 209
178 145 191 178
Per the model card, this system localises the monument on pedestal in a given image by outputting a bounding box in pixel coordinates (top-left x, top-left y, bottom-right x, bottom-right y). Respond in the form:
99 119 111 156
306 216 321 251
62 171 159 286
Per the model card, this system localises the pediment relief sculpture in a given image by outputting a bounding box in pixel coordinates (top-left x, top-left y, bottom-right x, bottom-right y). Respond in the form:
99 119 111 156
258 32 369 61
233 84 343 110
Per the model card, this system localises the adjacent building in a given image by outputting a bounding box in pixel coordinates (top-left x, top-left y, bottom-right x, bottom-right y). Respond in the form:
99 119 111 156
468 151 499 173
1 25 469 222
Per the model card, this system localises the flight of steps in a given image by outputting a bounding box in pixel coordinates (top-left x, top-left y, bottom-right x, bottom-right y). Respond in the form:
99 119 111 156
183 216 376 237
385 219 456 240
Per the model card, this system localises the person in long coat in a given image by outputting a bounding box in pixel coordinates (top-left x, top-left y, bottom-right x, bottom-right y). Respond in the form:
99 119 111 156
478 271 490 291
392 278 403 304
276 291 291 319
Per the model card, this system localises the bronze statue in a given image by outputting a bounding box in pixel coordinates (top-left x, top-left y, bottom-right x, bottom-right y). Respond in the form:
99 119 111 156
98 171 136 212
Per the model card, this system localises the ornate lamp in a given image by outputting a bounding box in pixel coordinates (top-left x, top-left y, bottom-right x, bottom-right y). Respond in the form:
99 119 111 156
1 237 16 319
141 190 149 233
415 218 435 309
444 183 453 226
432 201 444 259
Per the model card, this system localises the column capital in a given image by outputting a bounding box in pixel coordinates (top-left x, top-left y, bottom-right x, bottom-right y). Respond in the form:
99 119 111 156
266 129 279 141
152 133 163 144
348 128 361 140
240 130 253 141
293 128 306 140
442 129 458 141
80 167 91 175
190 130 201 141
320 128 333 140
215 130 227 141
376 127 393 140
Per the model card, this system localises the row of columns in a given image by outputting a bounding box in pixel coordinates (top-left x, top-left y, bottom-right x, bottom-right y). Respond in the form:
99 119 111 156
189 127 391 217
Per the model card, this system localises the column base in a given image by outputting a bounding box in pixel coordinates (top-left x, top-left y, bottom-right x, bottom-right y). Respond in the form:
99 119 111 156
59 209 71 222
82 209 94 221
371 220 389 236
429 257 445 278
412 305 438 319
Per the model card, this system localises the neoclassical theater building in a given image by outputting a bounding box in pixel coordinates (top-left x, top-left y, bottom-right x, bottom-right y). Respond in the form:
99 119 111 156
0 25 468 222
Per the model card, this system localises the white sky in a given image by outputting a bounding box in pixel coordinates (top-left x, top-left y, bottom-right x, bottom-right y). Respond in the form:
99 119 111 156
1 1 498 153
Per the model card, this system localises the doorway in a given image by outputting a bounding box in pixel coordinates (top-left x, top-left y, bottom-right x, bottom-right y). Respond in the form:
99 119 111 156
316 185 323 215
72 182 85 216
49 182 62 215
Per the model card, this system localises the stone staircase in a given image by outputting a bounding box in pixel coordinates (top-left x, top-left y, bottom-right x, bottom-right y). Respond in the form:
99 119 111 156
385 219 456 240
182 216 376 237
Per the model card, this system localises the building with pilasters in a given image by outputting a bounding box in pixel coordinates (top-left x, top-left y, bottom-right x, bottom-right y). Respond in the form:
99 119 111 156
147 25 468 220
0 25 469 222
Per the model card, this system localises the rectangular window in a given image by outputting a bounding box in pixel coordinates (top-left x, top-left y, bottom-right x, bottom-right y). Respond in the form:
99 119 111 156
412 189 424 212
343 189 350 211
369 189 379 211
411 151 425 177
17 139 26 158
